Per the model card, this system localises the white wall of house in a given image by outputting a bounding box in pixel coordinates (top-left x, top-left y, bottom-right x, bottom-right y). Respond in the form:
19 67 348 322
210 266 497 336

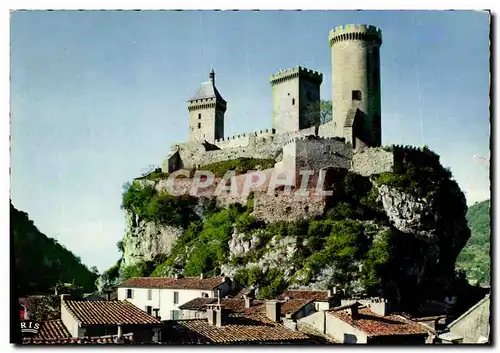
60 303 86 338
298 310 368 344
117 282 231 320
325 314 368 343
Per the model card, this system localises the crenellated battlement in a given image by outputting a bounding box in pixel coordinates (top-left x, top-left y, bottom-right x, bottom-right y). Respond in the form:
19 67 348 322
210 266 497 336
284 135 347 146
269 66 323 85
329 24 382 46
214 128 277 144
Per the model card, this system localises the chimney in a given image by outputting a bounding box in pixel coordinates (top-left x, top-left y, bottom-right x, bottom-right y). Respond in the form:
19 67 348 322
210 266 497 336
244 295 253 308
114 324 124 344
200 273 204 280
283 312 297 331
327 289 333 297
60 294 70 304
207 304 226 327
349 303 359 318
265 300 281 322
207 305 217 326
369 298 391 316
174 274 179 279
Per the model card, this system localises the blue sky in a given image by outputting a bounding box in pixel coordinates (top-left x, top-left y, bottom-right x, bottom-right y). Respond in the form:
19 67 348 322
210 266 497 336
10 10 490 271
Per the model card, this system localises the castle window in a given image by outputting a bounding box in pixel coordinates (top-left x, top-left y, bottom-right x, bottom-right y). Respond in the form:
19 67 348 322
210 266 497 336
352 90 362 101
292 98 295 105
198 123 201 129
198 113 201 119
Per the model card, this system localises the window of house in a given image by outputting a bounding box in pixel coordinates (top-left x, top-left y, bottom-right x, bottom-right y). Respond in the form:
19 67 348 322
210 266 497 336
171 310 180 320
147 289 152 301
292 98 295 105
352 90 362 101
126 289 133 299
198 113 201 119
198 123 201 129
173 291 179 304
146 305 152 315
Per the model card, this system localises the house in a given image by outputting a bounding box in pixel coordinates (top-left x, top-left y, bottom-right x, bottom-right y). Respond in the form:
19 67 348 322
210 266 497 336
178 295 317 324
278 289 340 311
20 318 136 345
438 294 490 344
60 294 162 343
116 275 232 320
299 302 429 344
161 302 328 344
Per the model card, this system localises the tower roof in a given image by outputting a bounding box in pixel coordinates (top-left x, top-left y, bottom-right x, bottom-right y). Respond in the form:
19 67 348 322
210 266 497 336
188 70 226 102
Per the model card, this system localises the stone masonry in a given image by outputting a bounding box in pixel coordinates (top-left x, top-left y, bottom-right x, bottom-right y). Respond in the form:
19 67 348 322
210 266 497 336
161 24 390 209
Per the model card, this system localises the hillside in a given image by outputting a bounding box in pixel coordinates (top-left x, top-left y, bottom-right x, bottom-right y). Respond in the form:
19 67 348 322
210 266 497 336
11 202 98 295
456 199 491 284
99 145 472 312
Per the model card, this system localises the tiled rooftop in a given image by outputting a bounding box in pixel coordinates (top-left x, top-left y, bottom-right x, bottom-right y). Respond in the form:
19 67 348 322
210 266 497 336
22 333 134 345
36 320 71 340
118 276 227 290
179 297 311 318
63 300 161 326
329 308 429 337
165 314 315 344
279 290 330 301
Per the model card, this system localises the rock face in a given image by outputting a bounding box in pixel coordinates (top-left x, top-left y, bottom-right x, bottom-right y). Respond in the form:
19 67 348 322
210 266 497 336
376 184 434 237
121 211 183 267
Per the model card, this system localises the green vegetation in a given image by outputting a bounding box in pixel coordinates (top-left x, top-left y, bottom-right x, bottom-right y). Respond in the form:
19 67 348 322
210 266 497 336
116 148 469 304
303 99 333 125
11 202 98 295
24 295 60 321
456 199 491 284
376 145 454 200
121 181 199 227
198 157 275 178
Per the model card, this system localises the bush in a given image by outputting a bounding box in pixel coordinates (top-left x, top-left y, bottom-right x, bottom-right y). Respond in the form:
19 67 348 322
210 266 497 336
121 182 199 227
199 158 275 178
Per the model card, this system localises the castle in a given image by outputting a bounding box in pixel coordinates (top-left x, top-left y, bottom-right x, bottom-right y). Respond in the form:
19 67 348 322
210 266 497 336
162 24 385 180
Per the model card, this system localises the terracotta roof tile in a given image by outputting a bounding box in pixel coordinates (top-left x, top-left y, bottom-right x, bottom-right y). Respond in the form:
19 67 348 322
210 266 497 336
281 299 313 318
329 308 429 337
165 314 313 343
279 290 330 301
179 298 311 318
63 300 161 326
37 320 71 339
22 333 134 345
118 276 227 290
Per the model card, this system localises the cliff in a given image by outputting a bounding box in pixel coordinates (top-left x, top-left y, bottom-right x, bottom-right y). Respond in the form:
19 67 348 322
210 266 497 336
101 145 472 311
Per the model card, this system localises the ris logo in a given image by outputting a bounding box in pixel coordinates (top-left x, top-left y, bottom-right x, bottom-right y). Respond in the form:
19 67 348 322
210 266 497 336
20 321 41 335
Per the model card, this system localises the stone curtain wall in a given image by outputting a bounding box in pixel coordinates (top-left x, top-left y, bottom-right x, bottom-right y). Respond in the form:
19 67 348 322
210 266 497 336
294 136 353 171
252 191 326 223
350 147 394 176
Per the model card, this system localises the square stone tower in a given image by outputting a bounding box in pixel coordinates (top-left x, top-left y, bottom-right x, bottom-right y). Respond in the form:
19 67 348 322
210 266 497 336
270 66 323 134
187 69 227 143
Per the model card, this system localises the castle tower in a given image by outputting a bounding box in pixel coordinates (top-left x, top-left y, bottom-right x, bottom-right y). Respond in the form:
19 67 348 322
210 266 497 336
187 69 227 143
269 66 323 134
329 24 382 149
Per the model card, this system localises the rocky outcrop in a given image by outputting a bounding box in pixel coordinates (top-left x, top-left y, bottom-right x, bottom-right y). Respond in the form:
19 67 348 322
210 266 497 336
376 184 435 237
121 211 183 267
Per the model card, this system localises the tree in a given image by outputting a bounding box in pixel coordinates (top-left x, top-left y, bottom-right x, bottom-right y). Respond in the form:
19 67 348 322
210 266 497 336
303 100 333 125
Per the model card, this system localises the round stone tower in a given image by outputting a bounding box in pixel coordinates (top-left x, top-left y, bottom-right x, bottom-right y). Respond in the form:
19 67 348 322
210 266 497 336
329 24 382 148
